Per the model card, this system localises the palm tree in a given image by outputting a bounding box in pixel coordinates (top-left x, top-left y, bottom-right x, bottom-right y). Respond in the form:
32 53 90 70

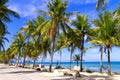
88 27 105 73
28 41 40 69
20 19 36 60
10 32 25 66
0 0 19 36
0 0 19 64
72 14 90 72
92 11 119 75
31 16 48 66
66 30 78 70
73 54 81 66
21 42 28 68
20 16 44 67
56 33 68 67
36 0 72 72
95 0 106 73
56 29 81 70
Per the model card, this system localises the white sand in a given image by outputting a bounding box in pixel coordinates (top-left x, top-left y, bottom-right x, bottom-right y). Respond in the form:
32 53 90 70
0 64 120 80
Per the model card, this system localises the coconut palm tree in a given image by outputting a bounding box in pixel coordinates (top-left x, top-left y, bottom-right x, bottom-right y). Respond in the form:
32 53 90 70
0 0 19 64
28 41 40 69
36 0 72 72
10 32 25 66
92 11 119 75
95 0 106 73
20 16 44 67
31 16 48 66
72 14 90 72
66 30 79 70
88 27 105 73
21 42 28 68
55 33 69 67
40 37 49 66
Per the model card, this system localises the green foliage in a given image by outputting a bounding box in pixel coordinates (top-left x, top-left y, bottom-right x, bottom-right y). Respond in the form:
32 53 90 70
73 54 81 61
0 0 19 36
92 11 120 47
0 51 9 63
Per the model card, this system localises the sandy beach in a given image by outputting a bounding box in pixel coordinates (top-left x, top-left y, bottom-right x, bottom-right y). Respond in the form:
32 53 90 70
0 64 120 80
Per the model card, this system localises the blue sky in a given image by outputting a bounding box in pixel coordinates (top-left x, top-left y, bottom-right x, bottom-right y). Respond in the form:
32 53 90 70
5 0 120 62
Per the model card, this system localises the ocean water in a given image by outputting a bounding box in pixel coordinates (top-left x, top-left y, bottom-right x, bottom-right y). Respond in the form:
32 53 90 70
15 61 120 73
34 61 120 73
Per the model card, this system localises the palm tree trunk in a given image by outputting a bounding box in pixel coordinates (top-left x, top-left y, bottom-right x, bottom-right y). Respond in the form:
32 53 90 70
41 55 44 65
23 56 26 68
49 41 54 72
107 48 111 75
70 49 72 70
33 58 36 69
100 46 103 73
80 32 84 72
80 52 83 71
17 54 20 66
49 39 55 72
49 54 53 72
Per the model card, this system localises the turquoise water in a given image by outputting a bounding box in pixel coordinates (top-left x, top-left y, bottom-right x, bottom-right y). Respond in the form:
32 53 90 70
35 61 120 73
15 61 120 73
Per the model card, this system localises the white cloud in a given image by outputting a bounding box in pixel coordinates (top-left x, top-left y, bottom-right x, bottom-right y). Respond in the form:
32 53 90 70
8 0 97 18
8 0 48 17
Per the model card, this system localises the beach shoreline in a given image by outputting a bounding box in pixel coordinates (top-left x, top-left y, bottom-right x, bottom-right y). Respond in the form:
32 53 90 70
0 63 120 80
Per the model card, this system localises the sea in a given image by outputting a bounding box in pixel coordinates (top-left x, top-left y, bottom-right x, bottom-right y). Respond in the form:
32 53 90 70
16 61 120 73
32 61 120 73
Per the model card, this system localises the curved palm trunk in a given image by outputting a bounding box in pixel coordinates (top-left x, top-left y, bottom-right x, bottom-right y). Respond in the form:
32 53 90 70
100 46 103 73
49 49 54 72
49 54 53 72
107 48 111 75
49 38 55 72
49 21 58 72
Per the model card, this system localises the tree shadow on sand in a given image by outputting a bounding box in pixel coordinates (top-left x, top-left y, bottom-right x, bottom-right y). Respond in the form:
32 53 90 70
6 71 39 74
79 74 112 80
51 74 112 80
0 67 9 69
